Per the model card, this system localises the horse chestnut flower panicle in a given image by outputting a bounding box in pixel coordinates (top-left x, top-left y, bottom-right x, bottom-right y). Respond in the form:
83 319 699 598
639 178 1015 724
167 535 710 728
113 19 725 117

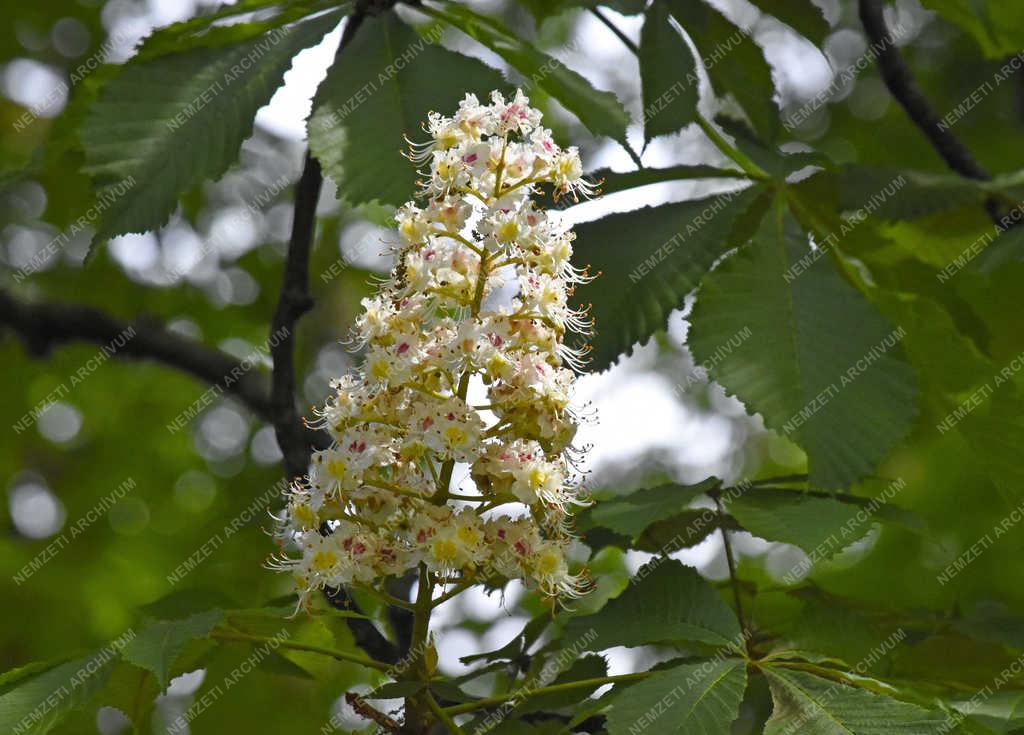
271 89 596 607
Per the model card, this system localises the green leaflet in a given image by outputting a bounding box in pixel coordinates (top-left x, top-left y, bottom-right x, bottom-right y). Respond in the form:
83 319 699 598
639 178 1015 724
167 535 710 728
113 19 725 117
121 610 223 689
748 0 830 45
726 488 877 559
668 0 779 140
688 203 919 488
762 666 948 734
427 4 631 149
571 184 767 371
825 165 988 221
0 651 119 735
593 164 750 195
518 0 647 27
307 13 504 208
639 1 699 145
80 9 344 252
580 478 719 539
87 662 161 732
605 658 747 735
134 0 344 60
565 560 742 650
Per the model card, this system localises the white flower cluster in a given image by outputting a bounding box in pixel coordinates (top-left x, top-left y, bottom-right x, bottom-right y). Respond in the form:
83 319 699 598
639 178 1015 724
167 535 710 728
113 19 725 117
272 90 595 607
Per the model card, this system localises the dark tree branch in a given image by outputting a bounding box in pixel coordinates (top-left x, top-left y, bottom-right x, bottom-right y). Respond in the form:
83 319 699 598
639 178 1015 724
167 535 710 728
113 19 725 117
712 493 749 643
324 585 402 665
269 2 377 481
386 572 417 656
858 0 1015 227
269 148 323 480
858 0 989 181
0 288 275 420
262 1 410 667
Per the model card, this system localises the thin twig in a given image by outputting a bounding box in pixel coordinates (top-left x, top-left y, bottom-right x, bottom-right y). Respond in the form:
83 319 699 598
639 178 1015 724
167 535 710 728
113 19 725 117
424 691 466 735
858 0 1009 225
858 0 988 181
323 585 401 665
579 8 644 168
269 3 376 480
0 289 274 420
589 7 638 55
264 2 407 669
714 495 749 639
269 148 323 480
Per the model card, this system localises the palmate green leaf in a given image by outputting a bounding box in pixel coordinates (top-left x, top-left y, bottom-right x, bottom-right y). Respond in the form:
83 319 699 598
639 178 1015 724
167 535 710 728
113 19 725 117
427 4 631 148
762 666 947 734
580 478 719 538
80 9 343 251
572 185 766 371
726 488 876 558
0 652 118 735
639 1 699 145
668 0 778 141
308 13 504 208
121 610 223 689
748 0 830 45
605 658 747 735
565 560 742 651
688 204 918 488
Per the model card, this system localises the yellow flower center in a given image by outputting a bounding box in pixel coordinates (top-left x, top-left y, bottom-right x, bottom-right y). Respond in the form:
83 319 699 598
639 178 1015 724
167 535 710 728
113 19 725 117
497 220 519 243
326 459 348 480
432 537 459 563
311 550 337 572
438 130 459 149
457 526 480 546
486 354 509 376
370 357 391 381
400 219 422 241
292 503 317 529
536 549 561 576
399 440 427 462
445 426 467 447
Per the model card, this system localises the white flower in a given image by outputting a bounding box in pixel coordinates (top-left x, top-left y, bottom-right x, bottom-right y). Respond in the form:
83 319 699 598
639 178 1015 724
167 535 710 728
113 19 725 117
274 89 596 608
